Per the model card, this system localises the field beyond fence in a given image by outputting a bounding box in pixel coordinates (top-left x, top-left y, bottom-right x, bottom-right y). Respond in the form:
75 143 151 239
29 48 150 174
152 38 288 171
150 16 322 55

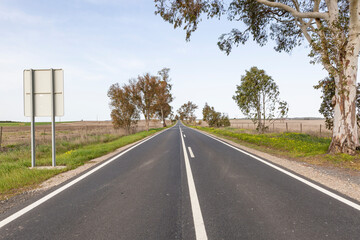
0 120 165 150
226 119 333 137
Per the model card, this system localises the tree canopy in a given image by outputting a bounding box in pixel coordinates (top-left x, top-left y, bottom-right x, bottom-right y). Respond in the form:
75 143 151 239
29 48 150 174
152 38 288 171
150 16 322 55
178 101 198 123
108 68 174 131
233 66 288 132
107 83 140 133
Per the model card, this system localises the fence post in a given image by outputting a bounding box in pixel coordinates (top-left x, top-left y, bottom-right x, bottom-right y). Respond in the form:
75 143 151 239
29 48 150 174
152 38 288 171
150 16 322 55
320 124 322 136
273 123 275 132
0 126 3 150
300 123 302 133
286 122 288 132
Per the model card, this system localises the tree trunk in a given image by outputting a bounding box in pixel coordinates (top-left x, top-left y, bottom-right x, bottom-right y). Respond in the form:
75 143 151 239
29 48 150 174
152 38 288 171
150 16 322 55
257 95 262 133
161 108 166 127
329 54 359 154
262 92 266 133
146 112 150 131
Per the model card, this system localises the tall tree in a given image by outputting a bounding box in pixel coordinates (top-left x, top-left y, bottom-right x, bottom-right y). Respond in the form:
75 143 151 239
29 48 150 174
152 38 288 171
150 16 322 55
132 73 159 131
154 0 360 153
178 101 198 123
155 68 174 127
233 67 288 133
107 83 139 133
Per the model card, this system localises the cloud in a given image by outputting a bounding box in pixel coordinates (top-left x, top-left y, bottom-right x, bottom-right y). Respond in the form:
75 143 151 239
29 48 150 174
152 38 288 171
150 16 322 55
0 5 43 25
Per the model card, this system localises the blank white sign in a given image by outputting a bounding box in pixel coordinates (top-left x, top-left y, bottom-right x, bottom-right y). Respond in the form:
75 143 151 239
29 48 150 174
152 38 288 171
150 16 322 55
24 69 64 117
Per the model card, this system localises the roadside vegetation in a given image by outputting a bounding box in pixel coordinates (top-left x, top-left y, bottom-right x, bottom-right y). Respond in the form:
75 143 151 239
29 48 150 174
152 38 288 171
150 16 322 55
191 126 360 171
202 103 230 128
0 127 164 199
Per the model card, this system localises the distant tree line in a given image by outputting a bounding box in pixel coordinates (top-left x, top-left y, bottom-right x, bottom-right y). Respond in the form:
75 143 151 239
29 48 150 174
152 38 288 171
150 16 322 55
177 101 198 123
108 68 173 133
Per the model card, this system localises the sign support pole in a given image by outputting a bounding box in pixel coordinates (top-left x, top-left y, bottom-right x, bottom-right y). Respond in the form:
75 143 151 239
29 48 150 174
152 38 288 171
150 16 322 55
30 69 36 167
51 69 56 167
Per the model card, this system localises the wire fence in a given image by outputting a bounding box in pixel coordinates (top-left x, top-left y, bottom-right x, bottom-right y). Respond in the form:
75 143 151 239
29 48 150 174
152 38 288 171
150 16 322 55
228 119 333 137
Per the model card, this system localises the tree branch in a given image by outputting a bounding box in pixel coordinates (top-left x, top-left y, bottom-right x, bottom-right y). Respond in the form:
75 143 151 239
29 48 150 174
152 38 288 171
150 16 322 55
256 0 329 20
296 19 314 44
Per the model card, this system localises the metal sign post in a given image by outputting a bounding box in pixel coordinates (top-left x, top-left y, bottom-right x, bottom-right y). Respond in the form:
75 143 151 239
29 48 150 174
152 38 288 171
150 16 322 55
30 69 36 167
24 69 64 168
51 69 56 167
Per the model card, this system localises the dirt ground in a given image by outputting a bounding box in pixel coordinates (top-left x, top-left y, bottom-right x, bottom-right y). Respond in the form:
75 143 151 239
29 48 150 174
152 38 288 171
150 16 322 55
0 120 166 147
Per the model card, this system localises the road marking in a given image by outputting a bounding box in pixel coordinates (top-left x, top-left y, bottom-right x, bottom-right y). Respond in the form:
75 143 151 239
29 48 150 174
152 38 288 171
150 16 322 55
180 128 208 240
184 134 186 138
188 147 195 158
0 126 174 229
190 127 360 212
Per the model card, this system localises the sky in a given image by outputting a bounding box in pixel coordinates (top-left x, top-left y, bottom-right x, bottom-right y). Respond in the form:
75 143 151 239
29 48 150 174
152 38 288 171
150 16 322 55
0 0 348 122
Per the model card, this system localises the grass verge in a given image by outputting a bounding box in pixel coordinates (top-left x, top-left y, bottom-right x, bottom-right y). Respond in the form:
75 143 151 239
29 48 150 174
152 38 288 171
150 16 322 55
191 126 360 171
0 127 165 199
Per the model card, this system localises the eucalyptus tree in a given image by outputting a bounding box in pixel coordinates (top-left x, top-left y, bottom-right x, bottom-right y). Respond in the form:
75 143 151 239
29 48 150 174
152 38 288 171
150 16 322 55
154 0 360 153
233 67 288 133
314 76 360 130
132 73 159 131
155 68 174 127
108 83 140 134
178 101 198 123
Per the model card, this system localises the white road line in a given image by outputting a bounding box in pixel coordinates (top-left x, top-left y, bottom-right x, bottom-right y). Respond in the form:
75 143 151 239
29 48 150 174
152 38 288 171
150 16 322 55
180 128 208 240
184 134 186 138
189 127 360 212
0 127 174 229
188 147 195 158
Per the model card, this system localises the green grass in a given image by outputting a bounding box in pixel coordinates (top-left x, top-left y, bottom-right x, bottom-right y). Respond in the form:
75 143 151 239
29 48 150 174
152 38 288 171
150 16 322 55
191 126 360 170
0 127 164 197
194 126 330 157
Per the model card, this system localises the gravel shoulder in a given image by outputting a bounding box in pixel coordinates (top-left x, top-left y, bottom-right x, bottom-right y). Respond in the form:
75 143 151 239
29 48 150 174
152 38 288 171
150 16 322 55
194 128 360 203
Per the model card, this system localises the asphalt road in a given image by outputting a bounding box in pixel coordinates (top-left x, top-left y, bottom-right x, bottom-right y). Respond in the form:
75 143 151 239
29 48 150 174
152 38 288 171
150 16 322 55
0 121 360 239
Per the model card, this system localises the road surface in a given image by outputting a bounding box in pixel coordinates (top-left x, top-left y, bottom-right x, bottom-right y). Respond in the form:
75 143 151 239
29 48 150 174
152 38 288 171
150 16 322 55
0 121 359 239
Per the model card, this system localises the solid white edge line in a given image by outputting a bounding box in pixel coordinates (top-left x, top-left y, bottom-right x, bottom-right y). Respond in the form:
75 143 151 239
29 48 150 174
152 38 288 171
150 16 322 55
188 126 360 212
180 128 208 240
188 147 195 158
0 126 174 229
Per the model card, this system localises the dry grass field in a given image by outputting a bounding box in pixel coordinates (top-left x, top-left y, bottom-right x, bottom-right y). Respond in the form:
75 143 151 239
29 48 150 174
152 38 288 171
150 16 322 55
227 119 332 137
0 120 165 149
